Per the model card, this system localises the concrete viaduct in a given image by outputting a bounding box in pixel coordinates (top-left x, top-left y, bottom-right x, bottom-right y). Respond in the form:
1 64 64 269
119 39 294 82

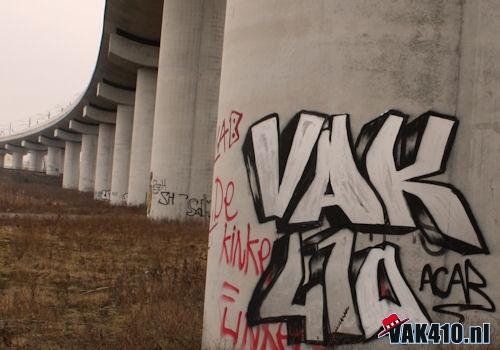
1 1 500 348
0 0 225 221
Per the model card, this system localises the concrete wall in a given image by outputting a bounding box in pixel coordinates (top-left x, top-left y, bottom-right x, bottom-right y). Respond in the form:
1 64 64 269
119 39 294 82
202 1 499 348
148 0 226 221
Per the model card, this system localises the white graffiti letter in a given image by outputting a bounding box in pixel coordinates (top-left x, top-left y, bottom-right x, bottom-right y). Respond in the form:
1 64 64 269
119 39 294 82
244 112 324 220
355 243 429 338
291 115 384 225
363 112 485 253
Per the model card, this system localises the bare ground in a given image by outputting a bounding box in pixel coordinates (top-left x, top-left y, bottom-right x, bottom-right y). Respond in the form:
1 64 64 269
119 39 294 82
0 169 207 349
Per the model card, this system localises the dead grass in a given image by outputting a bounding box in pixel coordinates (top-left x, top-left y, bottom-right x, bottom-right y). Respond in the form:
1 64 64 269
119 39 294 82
0 169 207 349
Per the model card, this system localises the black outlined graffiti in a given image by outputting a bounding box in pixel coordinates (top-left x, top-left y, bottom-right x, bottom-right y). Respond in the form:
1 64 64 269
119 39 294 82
150 178 210 218
246 227 430 345
95 189 110 201
242 110 490 346
243 110 486 253
419 259 495 322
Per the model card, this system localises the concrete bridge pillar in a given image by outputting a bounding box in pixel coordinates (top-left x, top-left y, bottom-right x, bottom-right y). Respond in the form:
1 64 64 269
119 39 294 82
10 151 24 169
39 136 65 176
69 120 98 192
63 142 80 189
94 123 115 200
21 141 46 172
12 152 23 169
0 150 6 168
54 129 81 189
148 0 226 220
46 147 63 175
79 134 98 192
127 68 157 206
26 150 44 172
111 105 134 205
202 1 500 348
59 148 65 174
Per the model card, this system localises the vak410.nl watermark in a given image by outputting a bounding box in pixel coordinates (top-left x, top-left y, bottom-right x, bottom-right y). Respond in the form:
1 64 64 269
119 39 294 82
378 313 491 345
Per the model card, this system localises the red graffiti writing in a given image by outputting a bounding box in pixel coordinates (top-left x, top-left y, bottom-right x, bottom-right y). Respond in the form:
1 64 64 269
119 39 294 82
210 177 238 233
219 281 328 349
215 110 243 163
220 223 271 276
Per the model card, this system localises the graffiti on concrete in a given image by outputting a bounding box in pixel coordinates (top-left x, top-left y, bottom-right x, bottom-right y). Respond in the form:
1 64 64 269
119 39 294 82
150 177 210 218
238 110 490 345
420 260 495 322
215 110 243 163
95 189 111 201
210 176 238 233
111 191 128 204
220 280 292 349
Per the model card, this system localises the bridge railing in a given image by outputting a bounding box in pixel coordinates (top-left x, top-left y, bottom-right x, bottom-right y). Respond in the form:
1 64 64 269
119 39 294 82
0 92 82 137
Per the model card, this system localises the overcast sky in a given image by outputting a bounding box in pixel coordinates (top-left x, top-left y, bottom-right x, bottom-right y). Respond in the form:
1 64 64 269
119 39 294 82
0 0 104 132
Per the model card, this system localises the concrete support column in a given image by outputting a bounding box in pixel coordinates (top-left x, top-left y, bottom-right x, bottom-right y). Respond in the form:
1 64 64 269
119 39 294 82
0 151 5 168
62 141 80 189
11 151 23 169
39 136 65 176
27 150 44 172
127 68 157 206
68 120 98 192
111 105 134 205
148 0 226 220
21 141 46 172
54 129 81 189
79 134 98 192
200 1 495 348
46 146 63 176
94 123 115 200
59 148 65 174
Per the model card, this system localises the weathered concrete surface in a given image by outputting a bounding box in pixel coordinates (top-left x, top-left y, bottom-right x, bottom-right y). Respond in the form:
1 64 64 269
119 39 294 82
69 120 99 135
38 136 65 176
5 145 25 170
446 0 500 332
78 134 98 192
108 33 160 68
58 148 65 175
83 105 117 124
46 146 63 176
149 0 226 220
54 129 82 143
97 80 135 106
110 105 134 205
127 68 157 206
26 150 44 172
94 123 115 200
10 151 23 170
62 141 81 190
203 1 499 349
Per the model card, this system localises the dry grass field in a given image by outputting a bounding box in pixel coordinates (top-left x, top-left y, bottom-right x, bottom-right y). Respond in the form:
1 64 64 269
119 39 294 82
0 168 207 349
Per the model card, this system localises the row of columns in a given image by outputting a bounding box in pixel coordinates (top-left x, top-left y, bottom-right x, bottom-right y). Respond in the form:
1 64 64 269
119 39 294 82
2 0 226 222
4 136 66 175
